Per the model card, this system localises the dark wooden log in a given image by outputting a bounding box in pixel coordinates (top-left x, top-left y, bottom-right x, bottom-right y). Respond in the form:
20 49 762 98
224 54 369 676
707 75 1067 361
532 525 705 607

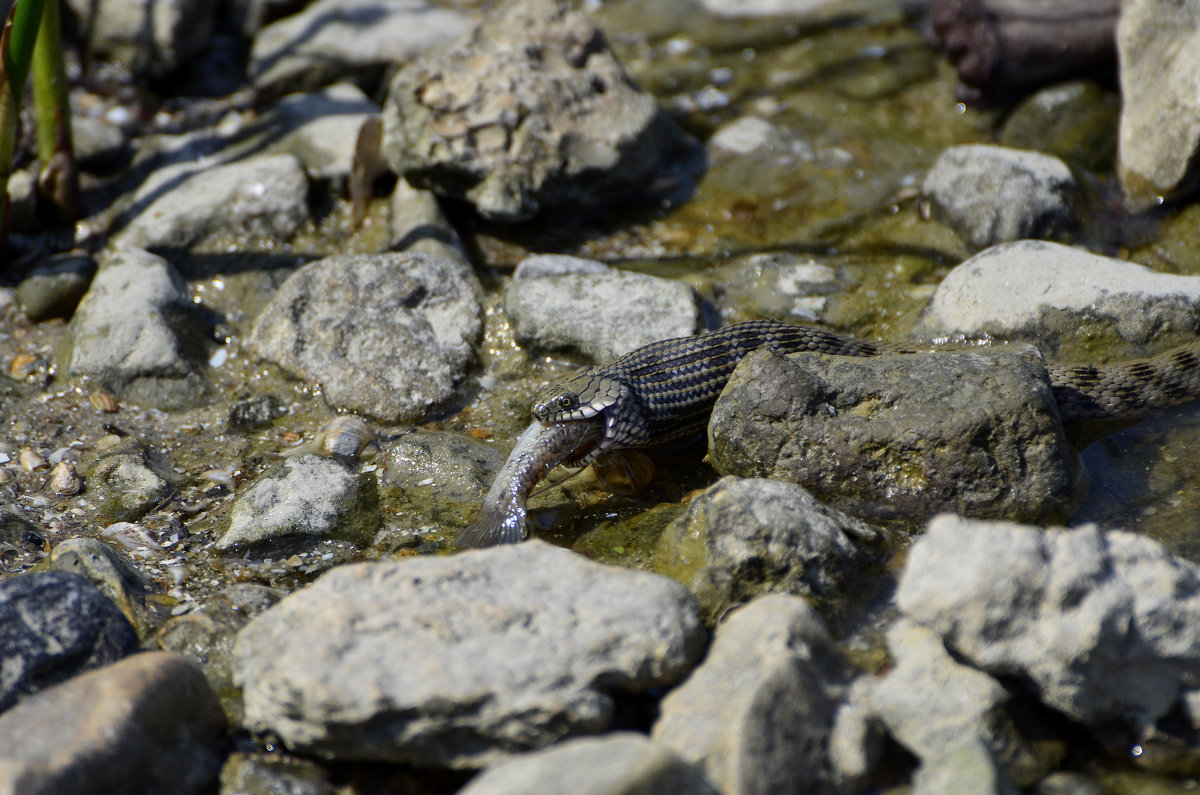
930 0 1121 101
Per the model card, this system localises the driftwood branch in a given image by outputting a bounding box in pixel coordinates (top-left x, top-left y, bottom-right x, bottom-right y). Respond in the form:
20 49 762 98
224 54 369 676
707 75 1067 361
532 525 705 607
930 0 1121 100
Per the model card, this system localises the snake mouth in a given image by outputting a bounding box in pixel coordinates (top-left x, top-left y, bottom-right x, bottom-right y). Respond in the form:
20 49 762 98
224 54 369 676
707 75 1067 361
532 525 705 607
559 415 607 467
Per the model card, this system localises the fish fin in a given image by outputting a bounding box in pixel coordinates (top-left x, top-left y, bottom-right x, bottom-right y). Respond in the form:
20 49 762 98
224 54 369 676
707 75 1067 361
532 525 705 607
456 505 527 548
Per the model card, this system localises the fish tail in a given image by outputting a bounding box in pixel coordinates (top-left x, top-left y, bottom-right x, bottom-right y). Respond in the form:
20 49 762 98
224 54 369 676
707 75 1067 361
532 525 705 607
455 504 527 548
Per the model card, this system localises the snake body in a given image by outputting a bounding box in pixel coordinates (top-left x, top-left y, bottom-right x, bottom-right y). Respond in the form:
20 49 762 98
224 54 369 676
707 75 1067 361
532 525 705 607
459 318 1200 548
531 318 1200 463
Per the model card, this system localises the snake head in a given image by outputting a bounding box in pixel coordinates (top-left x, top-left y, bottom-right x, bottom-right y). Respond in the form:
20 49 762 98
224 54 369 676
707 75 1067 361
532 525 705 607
531 371 640 465
532 371 621 422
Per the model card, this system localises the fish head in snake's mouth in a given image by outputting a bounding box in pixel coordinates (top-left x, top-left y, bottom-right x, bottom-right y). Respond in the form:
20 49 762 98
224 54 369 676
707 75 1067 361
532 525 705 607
531 371 638 466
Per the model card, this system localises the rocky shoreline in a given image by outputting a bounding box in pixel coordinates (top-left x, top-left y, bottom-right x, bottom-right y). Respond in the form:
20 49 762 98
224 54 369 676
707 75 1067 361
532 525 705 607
5 0 1200 792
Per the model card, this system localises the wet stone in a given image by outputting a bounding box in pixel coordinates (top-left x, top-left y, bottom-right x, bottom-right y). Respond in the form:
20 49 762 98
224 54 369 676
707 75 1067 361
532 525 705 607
249 0 468 100
216 454 380 551
16 253 97 322
379 430 507 530
691 251 843 324
459 733 720 795
219 752 337 795
0 651 227 794
62 248 211 410
248 252 482 422
914 240 1200 360
652 594 857 795
382 0 697 221
0 571 138 713
653 476 881 624
228 394 285 431
898 516 1200 742
85 441 177 523
234 541 705 767
922 144 1076 249
709 345 1074 524
506 268 702 361
999 81 1119 173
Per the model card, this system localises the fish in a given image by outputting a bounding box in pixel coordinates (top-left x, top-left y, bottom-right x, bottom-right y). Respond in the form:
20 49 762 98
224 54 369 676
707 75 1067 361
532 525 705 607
456 419 596 548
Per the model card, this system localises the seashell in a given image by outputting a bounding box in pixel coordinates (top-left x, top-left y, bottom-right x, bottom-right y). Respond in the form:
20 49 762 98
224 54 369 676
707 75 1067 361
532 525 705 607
591 451 655 495
88 391 119 413
8 352 38 379
282 416 378 460
50 461 82 495
0 468 12 484
19 448 47 471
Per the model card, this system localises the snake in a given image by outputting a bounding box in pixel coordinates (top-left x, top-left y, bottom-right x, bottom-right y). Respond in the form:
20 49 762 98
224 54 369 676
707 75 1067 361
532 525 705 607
457 318 1200 548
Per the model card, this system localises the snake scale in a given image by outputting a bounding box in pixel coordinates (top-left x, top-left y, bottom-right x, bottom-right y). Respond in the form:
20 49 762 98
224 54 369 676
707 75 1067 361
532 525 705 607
458 318 1200 547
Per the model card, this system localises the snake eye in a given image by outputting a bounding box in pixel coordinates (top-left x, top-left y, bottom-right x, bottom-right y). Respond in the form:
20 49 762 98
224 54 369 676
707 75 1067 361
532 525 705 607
558 395 574 409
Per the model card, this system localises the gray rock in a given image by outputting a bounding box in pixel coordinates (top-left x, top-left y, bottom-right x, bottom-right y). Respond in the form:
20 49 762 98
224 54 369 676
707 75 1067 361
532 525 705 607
244 83 381 186
1117 0 1200 210
652 594 855 795
16 253 96 321
897 515 1200 737
217 455 379 550
250 0 468 99
512 254 610 280
708 345 1074 523
63 0 215 78
85 440 177 522
382 0 696 221
459 733 720 795
62 249 209 409
0 651 226 794
872 620 1045 786
389 178 470 263
158 584 283 718
0 571 138 712
47 537 157 635
922 144 1076 249
72 116 130 172
914 240 1200 360
506 270 701 361
248 252 481 421
911 735 1019 795
234 541 704 767
653 476 880 623
219 752 336 795
115 153 310 253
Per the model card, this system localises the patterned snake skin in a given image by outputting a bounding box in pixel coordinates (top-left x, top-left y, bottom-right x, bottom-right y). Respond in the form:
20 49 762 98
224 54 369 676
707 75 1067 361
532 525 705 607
531 319 1200 464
